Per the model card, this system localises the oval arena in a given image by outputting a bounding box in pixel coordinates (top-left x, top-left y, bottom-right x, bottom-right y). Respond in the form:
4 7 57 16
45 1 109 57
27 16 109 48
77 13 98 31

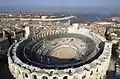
8 25 112 79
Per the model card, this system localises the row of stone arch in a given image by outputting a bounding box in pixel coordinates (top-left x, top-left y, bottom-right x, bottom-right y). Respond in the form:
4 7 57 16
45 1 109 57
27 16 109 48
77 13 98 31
22 73 68 79
8 40 112 79
32 29 67 41
9 62 70 79
8 59 107 79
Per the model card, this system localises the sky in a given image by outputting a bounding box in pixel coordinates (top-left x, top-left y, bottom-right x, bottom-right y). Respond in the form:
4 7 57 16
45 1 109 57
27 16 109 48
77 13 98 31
0 0 120 12
0 0 120 7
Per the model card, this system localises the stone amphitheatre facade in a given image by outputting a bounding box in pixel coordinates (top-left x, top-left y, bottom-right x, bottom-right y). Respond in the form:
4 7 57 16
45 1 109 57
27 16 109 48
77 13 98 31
8 24 112 79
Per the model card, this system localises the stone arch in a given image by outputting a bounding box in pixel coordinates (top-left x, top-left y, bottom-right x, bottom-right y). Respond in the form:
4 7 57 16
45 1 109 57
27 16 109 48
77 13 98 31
97 65 103 78
43 32 45 37
41 76 48 79
96 68 99 72
31 72 39 79
18 69 21 74
52 31 54 35
32 74 38 79
15 67 21 75
11 64 15 71
73 76 78 79
8 63 12 71
13 31 16 37
42 33 44 37
63 76 68 79
82 74 86 79
14 67 22 79
38 34 40 38
37 35 39 39
45 31 48 36
52 76 58 79
90 71 93 76
23 72 29 79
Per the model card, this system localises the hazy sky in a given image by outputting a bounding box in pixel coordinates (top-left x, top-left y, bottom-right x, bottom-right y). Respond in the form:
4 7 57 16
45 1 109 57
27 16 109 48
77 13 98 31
0 0 120 8
0 0 120 12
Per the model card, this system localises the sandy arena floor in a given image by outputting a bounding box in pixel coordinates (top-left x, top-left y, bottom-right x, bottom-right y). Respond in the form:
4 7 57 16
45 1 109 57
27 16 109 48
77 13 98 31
51 46 77 59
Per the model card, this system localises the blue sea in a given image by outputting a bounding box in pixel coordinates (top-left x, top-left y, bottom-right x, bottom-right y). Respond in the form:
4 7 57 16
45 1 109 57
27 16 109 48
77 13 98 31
74 13 112 21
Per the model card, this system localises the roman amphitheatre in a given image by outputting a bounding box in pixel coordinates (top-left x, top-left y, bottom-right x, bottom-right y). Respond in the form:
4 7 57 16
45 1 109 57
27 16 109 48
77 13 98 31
8 24 112 79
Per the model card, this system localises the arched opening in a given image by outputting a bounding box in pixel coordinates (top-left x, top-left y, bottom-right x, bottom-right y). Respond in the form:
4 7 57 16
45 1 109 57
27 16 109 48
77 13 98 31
12 65 15 71
82 74 86 79
90 71 93 76
63 76 68 79
69 70 72 75
23 72 28 78
53 76 58 79
96 69 98 72
49 71 53 76
81 45 83 47
16 69 21 74
32 75 37 79
42 76 48 79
